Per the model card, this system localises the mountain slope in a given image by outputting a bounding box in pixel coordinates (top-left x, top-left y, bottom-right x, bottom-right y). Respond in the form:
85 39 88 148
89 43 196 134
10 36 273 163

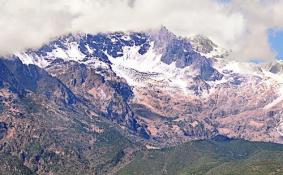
118 137 283 175
1 27 283 174
0 58 141 174
11 27 283 145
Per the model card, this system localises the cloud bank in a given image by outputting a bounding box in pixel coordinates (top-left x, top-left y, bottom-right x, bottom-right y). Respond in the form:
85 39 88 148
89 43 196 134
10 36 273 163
0 0 283 61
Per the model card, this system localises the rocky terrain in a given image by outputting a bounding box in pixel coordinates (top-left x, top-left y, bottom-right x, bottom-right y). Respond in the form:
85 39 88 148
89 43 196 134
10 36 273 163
1 27 283 174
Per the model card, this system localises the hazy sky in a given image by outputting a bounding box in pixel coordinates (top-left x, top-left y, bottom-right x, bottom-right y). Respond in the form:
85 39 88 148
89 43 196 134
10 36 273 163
1 0 283 62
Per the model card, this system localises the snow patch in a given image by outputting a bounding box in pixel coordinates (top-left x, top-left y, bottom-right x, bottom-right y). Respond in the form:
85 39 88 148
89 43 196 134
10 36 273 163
219 61 262 76
108 43 198 93
48 42 85 62
263 70 283 110
15 52 49 68
16 42 86 68
278 122 283 136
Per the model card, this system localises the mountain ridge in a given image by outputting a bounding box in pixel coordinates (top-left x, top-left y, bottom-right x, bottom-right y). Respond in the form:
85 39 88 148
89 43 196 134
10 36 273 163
1 27 283 174
3 27 283 145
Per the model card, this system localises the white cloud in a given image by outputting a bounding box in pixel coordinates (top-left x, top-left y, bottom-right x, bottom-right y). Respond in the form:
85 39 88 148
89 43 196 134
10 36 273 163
0 0 283 62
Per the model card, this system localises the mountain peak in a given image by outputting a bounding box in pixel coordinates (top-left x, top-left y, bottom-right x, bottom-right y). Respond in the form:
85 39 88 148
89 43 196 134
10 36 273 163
158 26 175 36
150 26 176 41
189 34 218 54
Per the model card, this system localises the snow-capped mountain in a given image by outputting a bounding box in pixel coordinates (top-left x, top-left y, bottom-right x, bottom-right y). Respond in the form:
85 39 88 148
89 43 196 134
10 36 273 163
16 27 222 90
7 27 283 145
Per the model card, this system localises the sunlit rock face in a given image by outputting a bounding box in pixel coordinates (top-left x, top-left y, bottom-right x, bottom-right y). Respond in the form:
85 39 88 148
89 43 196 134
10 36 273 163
4 27 282 146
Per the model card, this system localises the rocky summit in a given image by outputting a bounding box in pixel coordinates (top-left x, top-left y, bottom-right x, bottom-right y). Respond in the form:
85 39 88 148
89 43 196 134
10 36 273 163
0 27 283 174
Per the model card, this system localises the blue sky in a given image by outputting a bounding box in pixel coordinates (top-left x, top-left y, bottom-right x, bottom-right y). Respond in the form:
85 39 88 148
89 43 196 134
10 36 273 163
269 29 283 60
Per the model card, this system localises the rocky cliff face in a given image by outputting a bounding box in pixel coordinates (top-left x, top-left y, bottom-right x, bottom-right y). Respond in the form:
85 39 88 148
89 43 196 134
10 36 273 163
11 27 283 145
1 27 283 173
0 58 143 174
0 58 76 105
46 60 150 138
